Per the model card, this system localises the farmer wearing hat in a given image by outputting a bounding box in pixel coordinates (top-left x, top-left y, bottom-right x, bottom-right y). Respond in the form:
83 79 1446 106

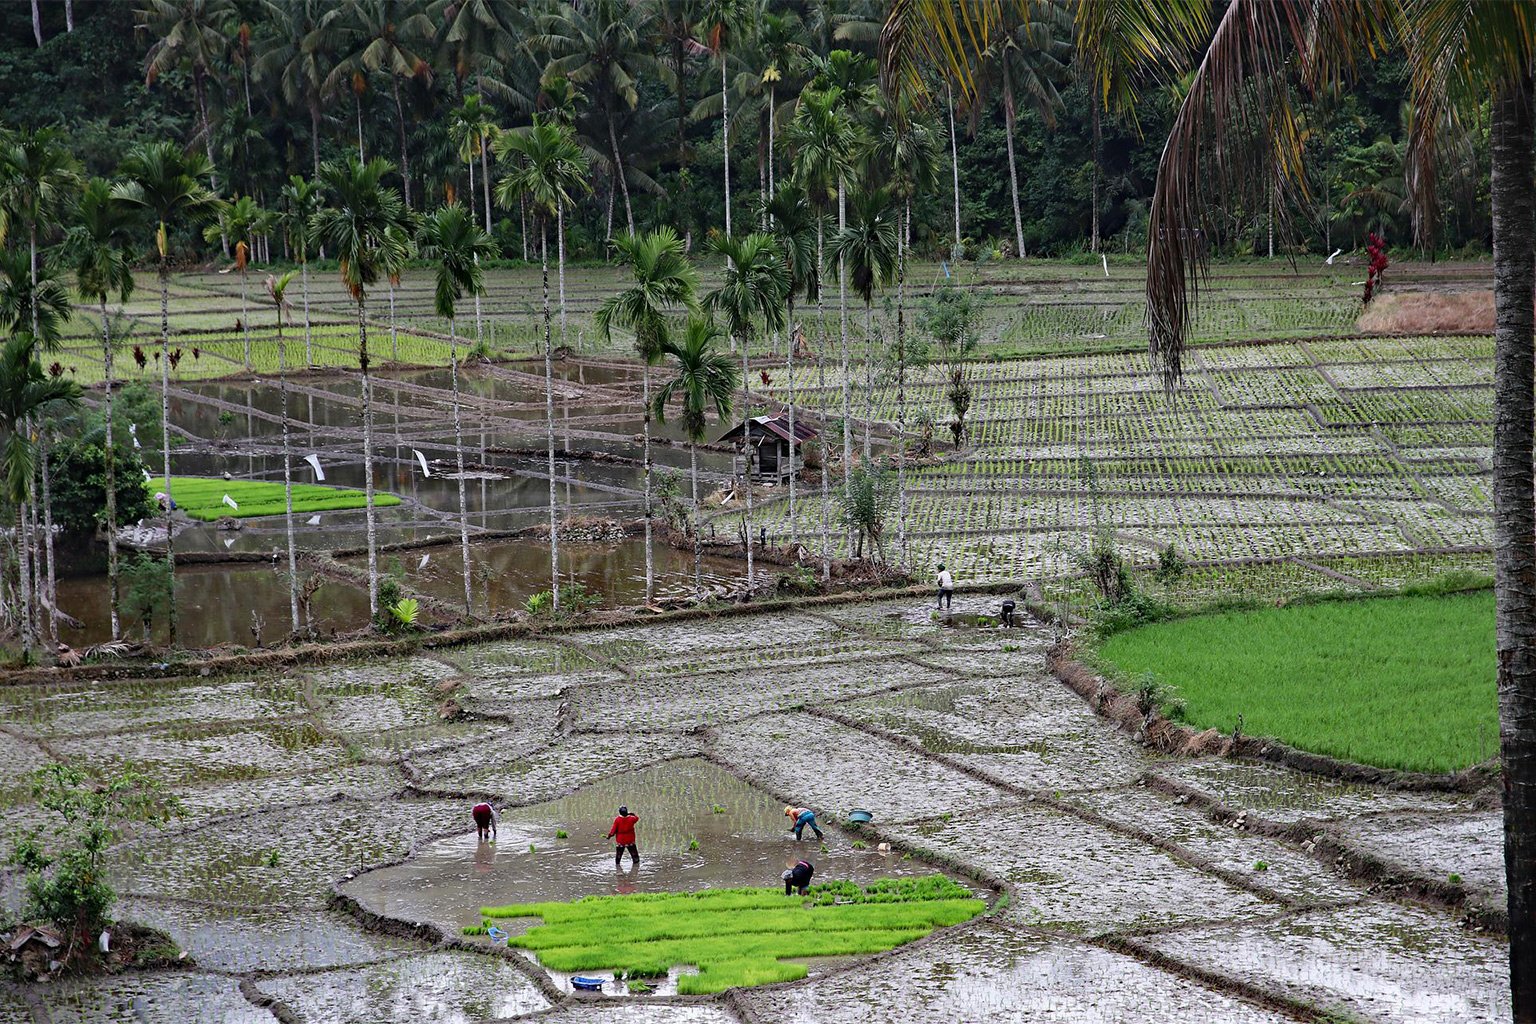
608 805 640 868
784 805 824 841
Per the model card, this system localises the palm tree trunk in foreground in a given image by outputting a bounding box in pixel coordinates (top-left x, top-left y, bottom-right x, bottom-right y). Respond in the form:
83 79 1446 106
1491 74 1536 1024
643 361 655 605
159 265 177 646
278 321 299 636
1003 69 1025 259
691 440 702 595
816 220 831 580
102 298 121 640
357 297 379 620
450 315 473 618
542 224 559 611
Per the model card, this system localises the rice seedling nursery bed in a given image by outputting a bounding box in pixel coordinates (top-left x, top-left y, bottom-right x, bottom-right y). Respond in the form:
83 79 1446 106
473 877 986 994
166 476 400 521
1091 590 1497 773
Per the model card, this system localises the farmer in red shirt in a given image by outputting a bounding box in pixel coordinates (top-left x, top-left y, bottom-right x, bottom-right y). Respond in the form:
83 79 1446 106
471 801 498 843
608 805 640 868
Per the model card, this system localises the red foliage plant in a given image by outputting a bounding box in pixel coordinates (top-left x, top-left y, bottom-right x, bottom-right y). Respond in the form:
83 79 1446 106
1363 232 1389 305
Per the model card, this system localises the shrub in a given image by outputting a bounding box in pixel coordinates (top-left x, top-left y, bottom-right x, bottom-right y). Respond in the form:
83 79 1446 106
776 564 819 597
7 765 180 957
1154 544 1188 584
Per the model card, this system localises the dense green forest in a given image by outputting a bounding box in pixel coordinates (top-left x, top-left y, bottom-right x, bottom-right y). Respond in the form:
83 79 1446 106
0 0 1488 261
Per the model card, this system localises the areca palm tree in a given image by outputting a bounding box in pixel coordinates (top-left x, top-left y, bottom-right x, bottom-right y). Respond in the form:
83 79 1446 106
262 270 301 636
0 334 81 663
594 228 700 606
64 179 137 642
113 141 221 648
698 0 753 238
312 0 434 208
652 315 741 593
495 118 591 611
449 93 501 240
532 0 658 236
204 195 267 370
138 0 230 194
277 176 321 365
764 181 820 555
787 86 858 496
0 127 81 339
418 204 495 620
311 156 413 621
830 184 897 464
706 231 788 586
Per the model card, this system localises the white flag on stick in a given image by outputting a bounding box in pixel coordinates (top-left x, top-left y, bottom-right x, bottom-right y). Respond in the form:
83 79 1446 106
222 494 238 510
303 453 325 480
413 449 431 477
306 514 321 526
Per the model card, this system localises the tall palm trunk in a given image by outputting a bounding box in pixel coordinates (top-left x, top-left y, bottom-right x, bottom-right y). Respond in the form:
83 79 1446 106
392 76 412 208
816 218 831 579
948 82 962 255
480 143 493 234
156 264 178 644
862 302 873 463
240 266 251 369
30 0 41 46
742 437 754 588
311 103 323 182
837 183 851 491
473 255 484 351
1491 75 1536 1023
642 358 655 604
541 222 559 610
767 82 776 203
101 298 121 640
721 53 732 239
607 109 634 234
558 200 568 344
300 250 313 365
357 296 379 619
39 435 57 647
449 315 472 617
388 279 399 361
690 440 701 595
896 201 908 563
277 315 299 635
787 297 797 548
16 502 34 660
1090 89 1102 254
1003 72 1026 260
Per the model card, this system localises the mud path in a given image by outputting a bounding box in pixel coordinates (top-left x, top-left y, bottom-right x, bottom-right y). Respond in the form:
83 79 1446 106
0 593 1507 1023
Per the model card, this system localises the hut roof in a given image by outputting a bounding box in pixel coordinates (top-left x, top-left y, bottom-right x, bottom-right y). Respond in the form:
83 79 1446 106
716 411 819 446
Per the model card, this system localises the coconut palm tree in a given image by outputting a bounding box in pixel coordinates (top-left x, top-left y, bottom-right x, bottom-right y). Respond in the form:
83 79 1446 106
204 195 267 370
113 141 221 648
312 0 434 208
531 0 658 236
593 228 700 606
495 118 591 611
652 315 741 593
277 176 321 365
763 181 820 553
706 232 787 587
310 156 412 621
255 0 335 180
64 179 138 642
138 0 230 194
830 184 897 464
0 334 81 662
262 270 301 636
418 204 495 620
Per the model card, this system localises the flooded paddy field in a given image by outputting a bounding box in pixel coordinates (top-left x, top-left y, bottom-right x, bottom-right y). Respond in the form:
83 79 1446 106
0 597 1509 1022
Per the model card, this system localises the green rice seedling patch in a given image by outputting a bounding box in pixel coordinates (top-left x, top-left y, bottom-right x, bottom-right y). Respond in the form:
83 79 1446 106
478 876 984 994
1094 591 1495 773
167 476 401 521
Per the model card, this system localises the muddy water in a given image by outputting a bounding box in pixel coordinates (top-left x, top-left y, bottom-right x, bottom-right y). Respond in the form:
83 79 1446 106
341 759 955 939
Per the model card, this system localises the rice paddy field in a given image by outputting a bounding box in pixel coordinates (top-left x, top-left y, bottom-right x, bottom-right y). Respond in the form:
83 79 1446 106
166 476 396 521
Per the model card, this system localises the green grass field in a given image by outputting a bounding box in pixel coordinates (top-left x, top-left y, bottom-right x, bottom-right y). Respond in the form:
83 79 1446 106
1094 592 1497 773
476 876 984 994
167 476 401 521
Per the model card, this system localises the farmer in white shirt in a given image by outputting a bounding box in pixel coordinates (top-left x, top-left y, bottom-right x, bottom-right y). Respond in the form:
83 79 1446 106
937 564 955 610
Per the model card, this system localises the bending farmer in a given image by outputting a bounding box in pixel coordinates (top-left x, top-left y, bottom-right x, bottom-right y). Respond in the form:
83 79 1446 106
608 805 640 868
937 565 954 610
783 859 815 895
471 801 498 843
784 805 824 841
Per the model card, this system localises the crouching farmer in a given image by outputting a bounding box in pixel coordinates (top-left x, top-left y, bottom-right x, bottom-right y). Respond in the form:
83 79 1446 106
472 801 498 842
783 859 815 896
784 805 824 841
